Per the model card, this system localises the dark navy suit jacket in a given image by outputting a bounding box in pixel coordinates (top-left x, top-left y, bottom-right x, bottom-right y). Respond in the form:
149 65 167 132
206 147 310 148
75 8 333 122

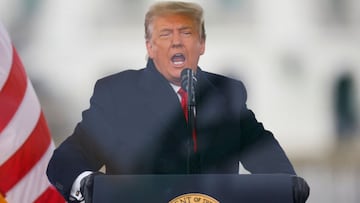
47 59 296 200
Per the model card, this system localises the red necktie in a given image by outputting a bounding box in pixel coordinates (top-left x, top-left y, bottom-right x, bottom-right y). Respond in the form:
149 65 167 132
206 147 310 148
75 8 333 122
178 88 197 152
178 88 188 121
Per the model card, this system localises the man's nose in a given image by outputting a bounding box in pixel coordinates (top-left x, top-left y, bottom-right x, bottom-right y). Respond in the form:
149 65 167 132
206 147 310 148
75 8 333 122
171 32 183 48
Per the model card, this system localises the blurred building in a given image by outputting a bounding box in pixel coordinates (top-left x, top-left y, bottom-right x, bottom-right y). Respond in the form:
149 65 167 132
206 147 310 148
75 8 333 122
1 0 360 202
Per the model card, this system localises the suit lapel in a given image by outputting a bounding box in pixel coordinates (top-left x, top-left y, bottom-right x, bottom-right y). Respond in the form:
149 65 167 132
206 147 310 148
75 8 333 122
136 60 191 172
137 60 227 126
137 62 227 139
196 70 227 129
137 59 187 129
134 61 229 172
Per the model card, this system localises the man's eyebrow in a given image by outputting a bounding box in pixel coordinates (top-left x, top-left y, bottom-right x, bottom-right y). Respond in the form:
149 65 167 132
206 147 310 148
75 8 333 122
158 26 192 33
159 28 172 32
179 26 192 31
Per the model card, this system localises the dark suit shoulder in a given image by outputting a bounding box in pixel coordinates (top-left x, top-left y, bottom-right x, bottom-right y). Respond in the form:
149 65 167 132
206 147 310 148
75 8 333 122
96 68 145 87
201 70 248 103
87 68 147 109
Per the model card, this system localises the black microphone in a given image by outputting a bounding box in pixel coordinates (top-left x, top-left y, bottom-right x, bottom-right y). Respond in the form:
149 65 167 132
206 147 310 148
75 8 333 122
181 68 199 173
180 68 197 106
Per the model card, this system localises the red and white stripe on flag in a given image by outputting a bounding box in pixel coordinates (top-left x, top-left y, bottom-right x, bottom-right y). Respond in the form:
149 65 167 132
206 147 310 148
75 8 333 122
0 23 65 202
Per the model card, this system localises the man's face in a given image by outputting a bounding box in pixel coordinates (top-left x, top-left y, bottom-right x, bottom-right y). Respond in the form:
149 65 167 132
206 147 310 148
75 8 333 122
146 14 205 85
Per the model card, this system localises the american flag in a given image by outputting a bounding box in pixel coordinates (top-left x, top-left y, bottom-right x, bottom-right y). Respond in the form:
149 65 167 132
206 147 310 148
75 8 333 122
0 22 65 202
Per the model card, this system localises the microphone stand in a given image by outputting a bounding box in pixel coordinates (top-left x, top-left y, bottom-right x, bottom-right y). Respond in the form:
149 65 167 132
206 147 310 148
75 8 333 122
181 68 199 174
187 74 196 156
187 102 198 173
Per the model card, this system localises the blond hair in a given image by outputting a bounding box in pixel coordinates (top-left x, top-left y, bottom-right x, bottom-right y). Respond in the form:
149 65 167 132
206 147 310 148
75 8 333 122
144 1 206 41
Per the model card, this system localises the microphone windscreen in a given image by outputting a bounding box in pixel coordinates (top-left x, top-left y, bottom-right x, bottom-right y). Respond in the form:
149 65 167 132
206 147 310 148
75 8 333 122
181 68 192 93
180 68 196 106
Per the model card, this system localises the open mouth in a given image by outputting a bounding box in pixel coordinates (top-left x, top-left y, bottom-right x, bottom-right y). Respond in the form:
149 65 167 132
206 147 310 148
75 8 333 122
171 53 185 66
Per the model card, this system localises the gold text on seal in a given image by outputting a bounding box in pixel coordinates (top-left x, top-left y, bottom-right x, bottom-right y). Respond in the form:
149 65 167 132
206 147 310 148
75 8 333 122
169 193 219 203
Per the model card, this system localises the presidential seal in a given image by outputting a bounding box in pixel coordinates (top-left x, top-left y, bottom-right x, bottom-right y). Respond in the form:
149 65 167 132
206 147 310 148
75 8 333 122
169 193 219 203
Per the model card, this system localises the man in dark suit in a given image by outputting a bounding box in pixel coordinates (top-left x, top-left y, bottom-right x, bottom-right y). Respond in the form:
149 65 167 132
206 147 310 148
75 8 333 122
47 1 298 202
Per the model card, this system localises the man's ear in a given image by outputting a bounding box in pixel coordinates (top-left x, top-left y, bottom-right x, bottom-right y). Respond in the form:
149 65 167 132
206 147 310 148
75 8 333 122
146 40 154 58
199 40 205 55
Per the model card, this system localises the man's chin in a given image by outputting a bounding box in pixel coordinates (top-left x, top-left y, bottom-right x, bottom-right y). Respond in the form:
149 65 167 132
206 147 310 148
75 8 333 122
169 76 181 86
